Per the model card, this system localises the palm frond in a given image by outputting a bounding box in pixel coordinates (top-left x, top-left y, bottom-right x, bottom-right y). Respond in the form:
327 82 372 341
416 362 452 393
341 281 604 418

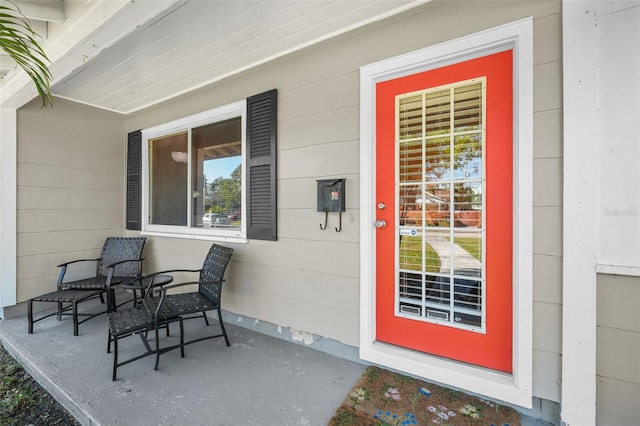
0 4 53 107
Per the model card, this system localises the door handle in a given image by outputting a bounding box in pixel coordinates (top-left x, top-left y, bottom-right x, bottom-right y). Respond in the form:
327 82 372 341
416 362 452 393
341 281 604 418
375 220 387 229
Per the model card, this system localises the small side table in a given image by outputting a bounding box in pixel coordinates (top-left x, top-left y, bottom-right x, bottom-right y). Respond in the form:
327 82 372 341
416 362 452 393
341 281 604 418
122 274 173 305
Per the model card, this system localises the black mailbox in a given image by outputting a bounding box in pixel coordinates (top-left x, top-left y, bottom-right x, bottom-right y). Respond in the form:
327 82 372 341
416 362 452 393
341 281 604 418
317 178 345 231
317 179 345 212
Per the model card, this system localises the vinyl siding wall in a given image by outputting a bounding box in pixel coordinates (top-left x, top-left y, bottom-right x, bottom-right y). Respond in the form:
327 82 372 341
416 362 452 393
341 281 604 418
597 274 640 426
15 99 126 302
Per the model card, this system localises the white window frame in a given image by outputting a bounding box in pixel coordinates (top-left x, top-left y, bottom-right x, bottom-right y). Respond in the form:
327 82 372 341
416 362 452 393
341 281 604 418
359 18 533 408
141 100 248 242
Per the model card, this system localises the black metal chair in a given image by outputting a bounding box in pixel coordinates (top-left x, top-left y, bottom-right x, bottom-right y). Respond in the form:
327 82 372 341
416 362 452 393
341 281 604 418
106 243 233 380
107 285 184 381
57 237 146 313
138 243 234 348
28 237 146 336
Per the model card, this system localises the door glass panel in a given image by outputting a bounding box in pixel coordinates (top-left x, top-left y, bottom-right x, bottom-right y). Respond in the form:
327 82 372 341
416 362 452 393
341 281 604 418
453 276 482 327
425 183 450 228
400 184 422 227
425 137 450 181
425 89 450 135
399 272 423 316
424 233 450 275
453 181 482 229
398 94 423 140
425 274 451 315
395 79 485 331
399 140 422 183
454 83 482 131
453 134 482 180
399 234 422 272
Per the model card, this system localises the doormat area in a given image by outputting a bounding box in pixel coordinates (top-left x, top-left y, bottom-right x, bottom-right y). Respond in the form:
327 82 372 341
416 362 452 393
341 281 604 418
329 366 520 426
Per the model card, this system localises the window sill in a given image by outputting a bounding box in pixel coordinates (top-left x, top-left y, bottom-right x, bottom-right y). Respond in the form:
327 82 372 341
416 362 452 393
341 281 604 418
141 230 248 244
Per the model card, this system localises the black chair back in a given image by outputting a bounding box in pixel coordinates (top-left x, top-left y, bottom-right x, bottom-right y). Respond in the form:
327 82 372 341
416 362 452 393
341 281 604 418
98 237 146 277
198 244 233 303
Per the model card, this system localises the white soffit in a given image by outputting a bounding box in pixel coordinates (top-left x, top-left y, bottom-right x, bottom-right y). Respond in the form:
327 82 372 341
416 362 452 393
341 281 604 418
47 0 427 114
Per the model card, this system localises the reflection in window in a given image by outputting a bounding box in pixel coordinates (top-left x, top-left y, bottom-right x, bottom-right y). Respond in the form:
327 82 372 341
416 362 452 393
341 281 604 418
146 106 244 238
191 118 242 230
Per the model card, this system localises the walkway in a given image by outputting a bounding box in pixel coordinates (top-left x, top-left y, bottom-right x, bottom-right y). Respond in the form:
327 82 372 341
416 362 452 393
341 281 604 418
425 235 481 275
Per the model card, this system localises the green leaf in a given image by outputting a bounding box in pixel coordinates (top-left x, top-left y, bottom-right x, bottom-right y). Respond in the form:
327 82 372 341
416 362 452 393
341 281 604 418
0 3 53 107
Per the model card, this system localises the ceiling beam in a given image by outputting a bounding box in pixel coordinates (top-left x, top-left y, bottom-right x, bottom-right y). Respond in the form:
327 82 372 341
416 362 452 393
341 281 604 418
1 0 178 109
0 0 65 23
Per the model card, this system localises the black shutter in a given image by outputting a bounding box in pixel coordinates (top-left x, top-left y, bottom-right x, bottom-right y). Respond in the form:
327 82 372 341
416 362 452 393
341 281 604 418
126 130 142 231
246 89 277 240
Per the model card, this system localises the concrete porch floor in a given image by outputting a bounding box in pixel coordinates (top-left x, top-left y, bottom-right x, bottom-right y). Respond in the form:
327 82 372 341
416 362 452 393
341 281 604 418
0 298 365 425
0 297 554 425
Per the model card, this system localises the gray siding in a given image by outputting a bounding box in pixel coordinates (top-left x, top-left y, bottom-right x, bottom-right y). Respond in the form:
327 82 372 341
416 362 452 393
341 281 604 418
16 99 126 301
597 274 640 426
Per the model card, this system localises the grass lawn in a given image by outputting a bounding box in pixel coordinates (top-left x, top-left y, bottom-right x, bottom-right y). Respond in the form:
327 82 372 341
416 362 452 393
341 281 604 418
0 343 80 425
399 234 481 273
399 236 441 272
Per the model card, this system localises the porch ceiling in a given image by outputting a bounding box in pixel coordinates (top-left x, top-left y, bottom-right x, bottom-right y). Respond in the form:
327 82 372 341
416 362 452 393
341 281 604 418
1 0 428 114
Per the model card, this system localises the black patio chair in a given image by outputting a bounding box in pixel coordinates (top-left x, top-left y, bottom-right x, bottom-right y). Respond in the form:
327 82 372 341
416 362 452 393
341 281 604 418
28 237 146 336
138 243 234 348
107 283 185 381
106 243 233 380
57 237 146 313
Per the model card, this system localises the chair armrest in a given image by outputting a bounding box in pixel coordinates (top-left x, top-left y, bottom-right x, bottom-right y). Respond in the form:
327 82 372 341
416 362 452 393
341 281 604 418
56 258 99 268
56 258 101 288
105 258 145 287
138 269 202 280
158 279 225 294
157 281 200 294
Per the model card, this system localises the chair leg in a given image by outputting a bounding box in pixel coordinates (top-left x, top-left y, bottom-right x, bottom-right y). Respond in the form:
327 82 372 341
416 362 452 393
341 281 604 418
108 289 116 313
218 309 230 347
179 319 185 358
72 300 79 336
202 311 210 326
107 330 112 353
112 337 119 381
28 299 34 334
154 323 161 371
57 301 63 320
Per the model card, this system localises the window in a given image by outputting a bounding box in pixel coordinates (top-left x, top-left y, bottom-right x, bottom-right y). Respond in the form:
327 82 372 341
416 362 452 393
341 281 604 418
142 102 245 239
127 89 277 241
397 80 485 331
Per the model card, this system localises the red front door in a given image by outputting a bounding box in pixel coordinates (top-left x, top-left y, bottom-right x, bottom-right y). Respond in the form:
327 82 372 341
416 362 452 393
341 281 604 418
375 51 513 372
